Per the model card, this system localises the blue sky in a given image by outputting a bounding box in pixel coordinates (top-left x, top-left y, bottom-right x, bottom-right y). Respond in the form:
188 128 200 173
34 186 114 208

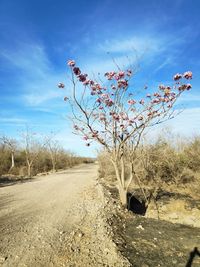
0 0 200 156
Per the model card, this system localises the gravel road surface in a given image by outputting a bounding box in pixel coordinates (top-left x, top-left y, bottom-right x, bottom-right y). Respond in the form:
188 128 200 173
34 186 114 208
0 164 129 267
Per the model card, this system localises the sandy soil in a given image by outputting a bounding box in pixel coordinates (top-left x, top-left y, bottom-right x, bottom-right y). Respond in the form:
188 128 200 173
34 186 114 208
0 164 129 267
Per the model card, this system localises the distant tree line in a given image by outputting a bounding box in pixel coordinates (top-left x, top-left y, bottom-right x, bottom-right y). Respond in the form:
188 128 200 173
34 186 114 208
0 130 94 178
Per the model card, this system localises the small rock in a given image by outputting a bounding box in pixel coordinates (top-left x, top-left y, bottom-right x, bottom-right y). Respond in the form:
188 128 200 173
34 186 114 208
0 256 6 263
78 231 84 238
136 225 144 230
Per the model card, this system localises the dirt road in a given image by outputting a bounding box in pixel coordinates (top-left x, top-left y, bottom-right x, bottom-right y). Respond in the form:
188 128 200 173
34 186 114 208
0 164 129 267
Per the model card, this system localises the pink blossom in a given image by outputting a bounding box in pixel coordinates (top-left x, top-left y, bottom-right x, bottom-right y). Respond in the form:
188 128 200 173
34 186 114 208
159 84 165 91
73 67 81 75
100 116 106 121
118 79 128 89
92 131 98 138
183 71 192 79
113 114 120 121
73 125 79 130
152 98 160 104
105 99 114 107
83 80 90 86
186 83 192 90
58 83 65 89
95 83 102 91
101 93 109 99
104 71 116 80
89 80 94 85
128 119 134 124
139 99 145 105
138 116 144 121
171 92 176 97
67 60 76 67
164 88 171 96
128 99 136 105
178 84 187 91
178 83 192 91
96 98 102 103
83 136 88 140
173 73 182 81
78 74 87 82
153 92 161 97
127 69 132 77
114 74 120 80
118 71 125 78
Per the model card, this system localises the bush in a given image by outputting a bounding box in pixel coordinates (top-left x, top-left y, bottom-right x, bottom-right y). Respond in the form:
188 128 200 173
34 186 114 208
98 135 200 188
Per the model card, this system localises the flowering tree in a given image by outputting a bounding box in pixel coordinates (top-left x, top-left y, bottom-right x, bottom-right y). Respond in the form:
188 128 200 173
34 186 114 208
58 60 192 207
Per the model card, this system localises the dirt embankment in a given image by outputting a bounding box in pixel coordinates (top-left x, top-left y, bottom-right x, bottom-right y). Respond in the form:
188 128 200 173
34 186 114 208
0 164 129 267
100 181 200 267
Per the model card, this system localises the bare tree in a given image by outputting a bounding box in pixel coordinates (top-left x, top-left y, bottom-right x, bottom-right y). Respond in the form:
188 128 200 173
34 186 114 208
58 59 192 207
0 136 17 172
21 128 48 177
45 135 60 172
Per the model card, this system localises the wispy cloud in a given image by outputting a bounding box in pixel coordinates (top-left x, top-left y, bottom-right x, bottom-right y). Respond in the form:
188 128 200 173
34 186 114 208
149 107 200 138
98 35 164 54
23 88 61 106
0 42 64 107
80 33 188 77
0 117 27 124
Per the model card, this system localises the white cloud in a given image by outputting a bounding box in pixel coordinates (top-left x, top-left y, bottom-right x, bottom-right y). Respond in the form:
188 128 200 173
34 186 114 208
98 35 164 54
1 43 65 107
0 117 27 124
80 33 186 77
148 107 200 138
23 86 61 106
177 93 200 103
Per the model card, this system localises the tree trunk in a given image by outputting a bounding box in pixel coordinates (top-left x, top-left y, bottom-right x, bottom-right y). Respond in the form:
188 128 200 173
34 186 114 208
50 153 56 172
111 158 128 207
118 184 127 207
11 152 15 168
52 161 56 172
9 152 15 172
27 161 32 177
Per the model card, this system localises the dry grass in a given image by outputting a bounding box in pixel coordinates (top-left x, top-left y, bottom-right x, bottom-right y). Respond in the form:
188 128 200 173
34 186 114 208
98 135 200 198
